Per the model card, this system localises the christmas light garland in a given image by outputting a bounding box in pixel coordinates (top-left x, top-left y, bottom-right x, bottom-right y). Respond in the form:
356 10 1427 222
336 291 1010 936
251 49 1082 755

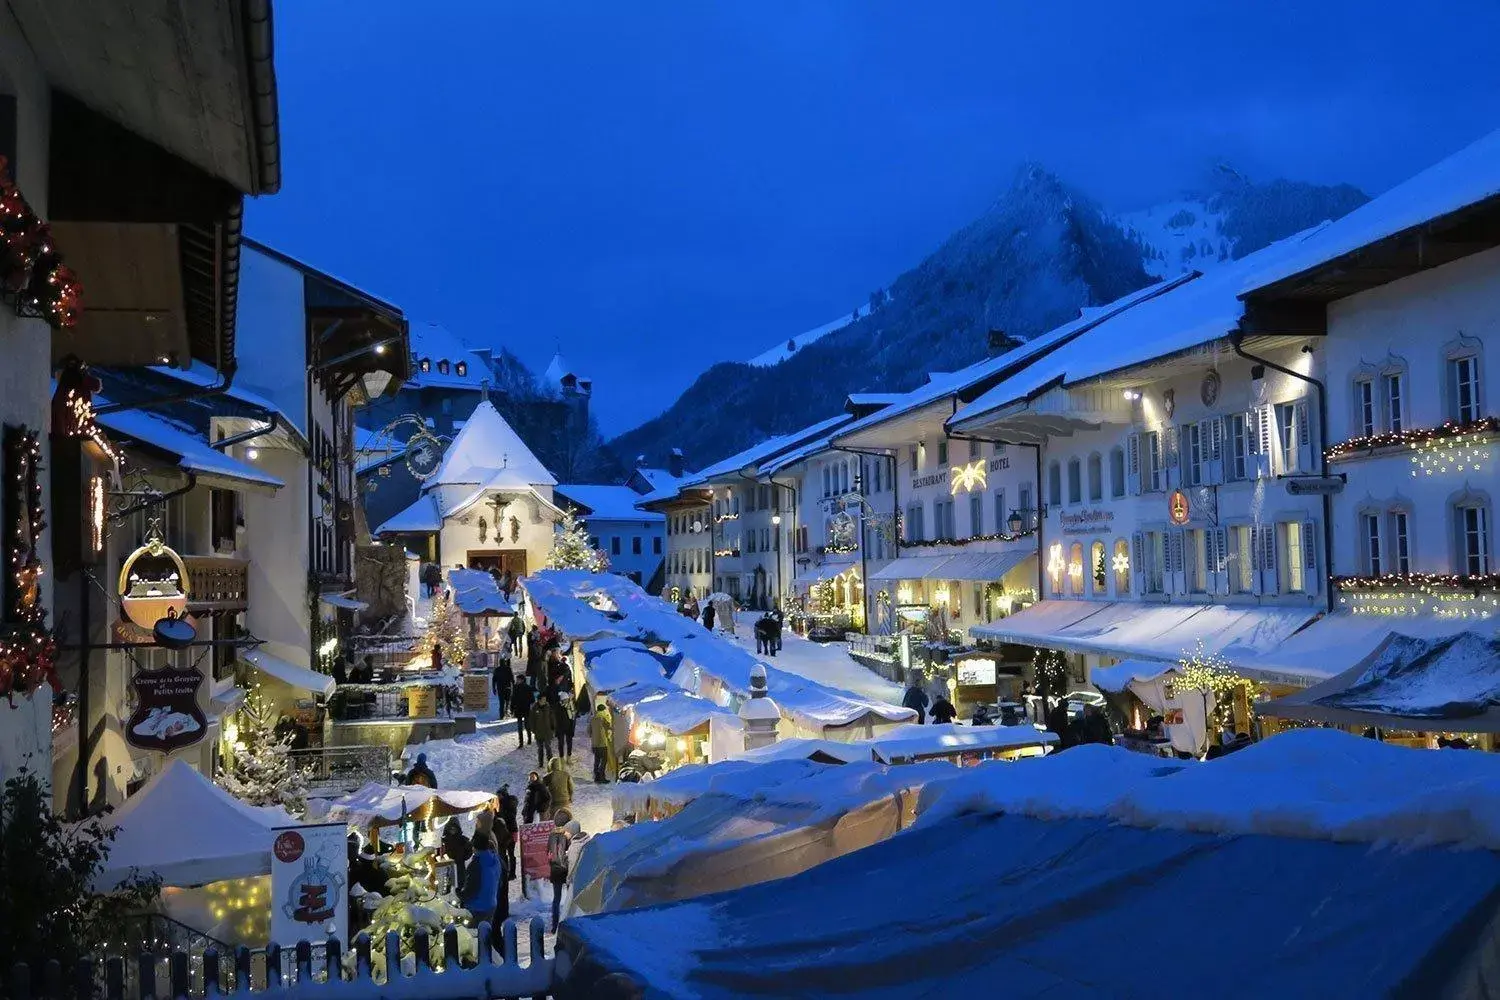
1325 416 1499 462
0 156 82 328
1334 572 1500 592
0 425 59 699
900 529 1035 550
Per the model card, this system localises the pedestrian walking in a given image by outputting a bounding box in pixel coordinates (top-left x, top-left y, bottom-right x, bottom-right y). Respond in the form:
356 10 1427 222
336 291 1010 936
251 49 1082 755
459 832 500 929
930 694 958 725
702 601 716 631
511 676 534 746
496 783 519 878
753 613 772 655
547 821 577 933
544 755 574 819
492 659 511 717
508 615 525 656
531 696 556 768
421 562 442 598
902 680 930 725
556 691 577 759
590 702 614 783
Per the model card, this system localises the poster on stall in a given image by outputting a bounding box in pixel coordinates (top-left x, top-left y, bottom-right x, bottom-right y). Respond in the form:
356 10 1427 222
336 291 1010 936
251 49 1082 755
270 824 348 949
519 821 555 879
462 673 490 713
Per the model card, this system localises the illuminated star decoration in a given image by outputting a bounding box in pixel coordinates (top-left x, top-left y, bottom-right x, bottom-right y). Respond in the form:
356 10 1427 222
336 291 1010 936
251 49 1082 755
949 461 988 495
1112 550 1130 575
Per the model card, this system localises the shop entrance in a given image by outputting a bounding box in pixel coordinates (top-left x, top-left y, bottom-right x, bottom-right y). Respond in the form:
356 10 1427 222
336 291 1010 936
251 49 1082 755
465 549 528 575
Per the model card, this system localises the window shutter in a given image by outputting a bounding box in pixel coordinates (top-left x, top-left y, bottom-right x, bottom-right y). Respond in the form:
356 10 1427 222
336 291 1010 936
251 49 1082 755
1131 531 1145 592
1255 406 1274 477
1302 518 1317 572
1295 400 1313 473
1212 526 1229 594
1127 434 1141 495
1207 417 1224 484
1249 526 1264 595
1163 426 1180 488
1261 524 1279 593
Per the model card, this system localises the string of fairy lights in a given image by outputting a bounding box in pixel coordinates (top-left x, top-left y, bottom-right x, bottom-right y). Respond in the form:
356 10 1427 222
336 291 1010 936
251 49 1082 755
0 155 82 328
0 425 58 698
1326 415 1498 473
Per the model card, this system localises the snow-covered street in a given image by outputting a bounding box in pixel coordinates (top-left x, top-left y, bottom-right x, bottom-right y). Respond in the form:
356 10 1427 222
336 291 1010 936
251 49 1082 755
718 616 905 706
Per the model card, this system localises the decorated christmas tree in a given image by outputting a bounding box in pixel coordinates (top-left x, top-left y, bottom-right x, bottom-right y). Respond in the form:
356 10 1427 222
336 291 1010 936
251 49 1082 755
545 510 609 572
216 687 309 816
416 591 471 669
1175 640 1257 755
343 850 480 981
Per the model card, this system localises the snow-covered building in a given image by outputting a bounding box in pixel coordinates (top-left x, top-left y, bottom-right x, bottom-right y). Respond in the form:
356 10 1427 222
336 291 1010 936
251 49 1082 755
950 254 1328 693
375 399 562 577
638 476 714 603
1227 126 1500 699
554 484 665 590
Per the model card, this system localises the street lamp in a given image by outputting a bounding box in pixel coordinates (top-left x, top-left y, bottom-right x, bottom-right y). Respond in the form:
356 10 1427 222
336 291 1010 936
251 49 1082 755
1007 509 1023 535
771 513 781 525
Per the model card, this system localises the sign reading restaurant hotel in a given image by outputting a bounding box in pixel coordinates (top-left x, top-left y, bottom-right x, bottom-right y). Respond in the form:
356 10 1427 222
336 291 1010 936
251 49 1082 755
1059 508 1115 536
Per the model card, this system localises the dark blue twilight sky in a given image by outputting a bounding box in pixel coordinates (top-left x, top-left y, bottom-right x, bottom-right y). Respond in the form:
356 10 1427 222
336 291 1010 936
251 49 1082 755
247 1 1500 434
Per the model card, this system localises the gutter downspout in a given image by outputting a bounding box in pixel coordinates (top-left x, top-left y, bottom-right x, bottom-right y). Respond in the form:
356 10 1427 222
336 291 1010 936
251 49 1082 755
1230 332 1335 614
93 366 238 415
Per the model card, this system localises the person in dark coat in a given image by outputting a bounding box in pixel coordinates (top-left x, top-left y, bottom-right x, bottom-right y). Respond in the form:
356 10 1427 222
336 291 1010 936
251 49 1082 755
1046 701 1073 749
702 601 716 631
511 676 535 746
496 783 520 878
422 562 442 598
930 694 958 725
555 688 578 759
405 752 437 788
523 771 551 823
492 660 512 717
442 817 473 870
753 614 772 655
508 615 525 656
531 696 557 768
1081 705 1113 746
768 612 783 655
901 682 930 724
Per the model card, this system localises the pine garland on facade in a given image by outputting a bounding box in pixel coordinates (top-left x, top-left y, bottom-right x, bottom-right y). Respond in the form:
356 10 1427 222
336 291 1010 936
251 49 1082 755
546 510 609 572
216 687 309 816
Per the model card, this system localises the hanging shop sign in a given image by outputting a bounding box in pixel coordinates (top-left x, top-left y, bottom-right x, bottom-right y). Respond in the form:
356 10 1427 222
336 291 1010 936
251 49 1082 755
1285 476 1346 497
1059 508 1115 536
1168 489 1191 526
125 665 206 753
118 535 191 628
271 824 349 949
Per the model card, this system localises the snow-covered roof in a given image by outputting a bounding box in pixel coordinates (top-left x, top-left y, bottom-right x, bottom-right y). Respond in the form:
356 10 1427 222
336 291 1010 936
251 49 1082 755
98 760 289 889
447 567 515 616
543 351 588 389
323 783 498 830
556 484 665 522
688 412 854 484
1241 126 1500 295
586 646 671 695
429 399 556 488
242 647 336 697
146 362 288 419
868 722 1056 763
560 731 1500 997
405 322 492 390
975 600 1317 671
613 685 743 736
1090 659 1179 693
374 493 442 535
96 397 284 492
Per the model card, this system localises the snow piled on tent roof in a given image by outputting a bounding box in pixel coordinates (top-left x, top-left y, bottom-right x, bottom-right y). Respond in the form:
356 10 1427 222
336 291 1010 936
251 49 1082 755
1319 631 1500 719
915 729 1500 849
586 646 670 694
447 567 514 615
1241 125 1500 293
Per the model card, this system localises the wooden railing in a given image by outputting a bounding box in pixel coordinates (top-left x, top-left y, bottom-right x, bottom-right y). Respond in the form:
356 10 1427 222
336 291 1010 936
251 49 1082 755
182 556 249 613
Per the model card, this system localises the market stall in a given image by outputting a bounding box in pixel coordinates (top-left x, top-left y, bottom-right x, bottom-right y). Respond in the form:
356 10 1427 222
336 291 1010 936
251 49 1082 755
321 782 498 845
609 683 745 769
1090 659 1207 756
447 567 516 670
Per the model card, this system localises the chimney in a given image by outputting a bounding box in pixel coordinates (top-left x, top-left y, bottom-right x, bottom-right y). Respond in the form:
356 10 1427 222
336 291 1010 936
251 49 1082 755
668 447 684 478
988 328 1022 354
738 663 781 752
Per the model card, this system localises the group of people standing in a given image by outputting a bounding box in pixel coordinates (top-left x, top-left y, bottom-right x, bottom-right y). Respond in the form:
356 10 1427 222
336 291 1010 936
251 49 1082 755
491 622 582 767
753 609 784 656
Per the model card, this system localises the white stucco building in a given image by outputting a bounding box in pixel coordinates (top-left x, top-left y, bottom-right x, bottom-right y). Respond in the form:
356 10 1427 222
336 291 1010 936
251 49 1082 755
554 484 665 589
376 399 563 577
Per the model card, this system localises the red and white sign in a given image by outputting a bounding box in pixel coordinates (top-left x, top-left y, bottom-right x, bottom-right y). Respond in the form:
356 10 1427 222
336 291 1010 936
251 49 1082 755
271 823 348 949
519 821 555 880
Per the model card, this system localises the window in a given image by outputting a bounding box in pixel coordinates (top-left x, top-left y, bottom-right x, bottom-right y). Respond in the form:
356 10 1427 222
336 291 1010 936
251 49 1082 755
1355 378 1375 437
906 504 924 543
995 442 1007 456
1109 447 1125 498
747 532 757 554
1144 431 1163 492
1384 372 1405 432
937 440 948 466
1090 540 1106 592
1112 539 1130 595
1226 413 1250 481
1280 521 1307 593
610 537 622 555
1144 531 1166 594
969 494 983 536
1457 502 1491 575
589 536 601 550
909 445 919 472
1087 454 1103 502
1390 511 1410 574
994 489 1007 536
1184 423 1203 487
1069 543 1085 595
437 359 450 375
933 499 956 540
632 536 643 555
1066 458 1081 504
1186 529 1208 593
1450 355 1482 424
969 439 981 460
1019 485 1033 523
1048 462 1063 506
1274 400 1313 474
1361 513 1382 575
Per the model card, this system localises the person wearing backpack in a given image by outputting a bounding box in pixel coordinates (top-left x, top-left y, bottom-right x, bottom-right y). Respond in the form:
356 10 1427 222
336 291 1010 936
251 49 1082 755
547 821 579 932
507 614 525 656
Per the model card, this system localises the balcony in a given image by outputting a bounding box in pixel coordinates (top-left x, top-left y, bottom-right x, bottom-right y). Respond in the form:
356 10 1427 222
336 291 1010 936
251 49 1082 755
182 555 249 613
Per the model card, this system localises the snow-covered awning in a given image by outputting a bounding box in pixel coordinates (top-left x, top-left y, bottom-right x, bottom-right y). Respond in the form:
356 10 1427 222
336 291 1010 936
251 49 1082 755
792 555 858 589
614 685 743 736
929 548 1031 583
447 567 515 616
975 600 1318 669
375 494 441 534
1260 631 1500 733
867 722 1056 764
1233 610 1495 689
868 554 957 581
96 400 284 494
319 592 369 611
323 783 498 831
587 647 670 695
242 648 335 697
1090 659 1178 693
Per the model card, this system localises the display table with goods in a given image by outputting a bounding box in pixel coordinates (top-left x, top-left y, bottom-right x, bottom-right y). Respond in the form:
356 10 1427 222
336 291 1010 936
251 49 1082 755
328 673 463 721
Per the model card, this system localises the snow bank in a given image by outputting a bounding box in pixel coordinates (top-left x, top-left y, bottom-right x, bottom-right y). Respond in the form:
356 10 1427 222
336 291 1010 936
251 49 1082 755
915 729 1500 849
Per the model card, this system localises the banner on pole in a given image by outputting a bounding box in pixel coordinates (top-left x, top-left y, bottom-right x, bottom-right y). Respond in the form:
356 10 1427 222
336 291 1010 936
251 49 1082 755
271 823 349 949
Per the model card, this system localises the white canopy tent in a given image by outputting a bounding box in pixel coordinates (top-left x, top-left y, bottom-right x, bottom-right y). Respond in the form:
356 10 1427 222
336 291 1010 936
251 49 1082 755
97 761 290 890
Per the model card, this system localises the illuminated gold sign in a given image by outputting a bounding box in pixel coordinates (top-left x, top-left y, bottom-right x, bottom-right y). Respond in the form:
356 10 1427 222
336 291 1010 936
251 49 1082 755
949 461 988 495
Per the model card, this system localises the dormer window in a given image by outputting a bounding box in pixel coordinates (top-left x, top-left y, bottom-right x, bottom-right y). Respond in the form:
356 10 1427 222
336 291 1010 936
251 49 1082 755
562 374 577 389
419 358 431 373
437 359 450 375
455 361 468 377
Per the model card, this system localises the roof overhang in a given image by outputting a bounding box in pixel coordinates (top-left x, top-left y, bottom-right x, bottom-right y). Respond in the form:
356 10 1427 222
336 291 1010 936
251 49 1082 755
835 399 954 450
11 0 280 195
